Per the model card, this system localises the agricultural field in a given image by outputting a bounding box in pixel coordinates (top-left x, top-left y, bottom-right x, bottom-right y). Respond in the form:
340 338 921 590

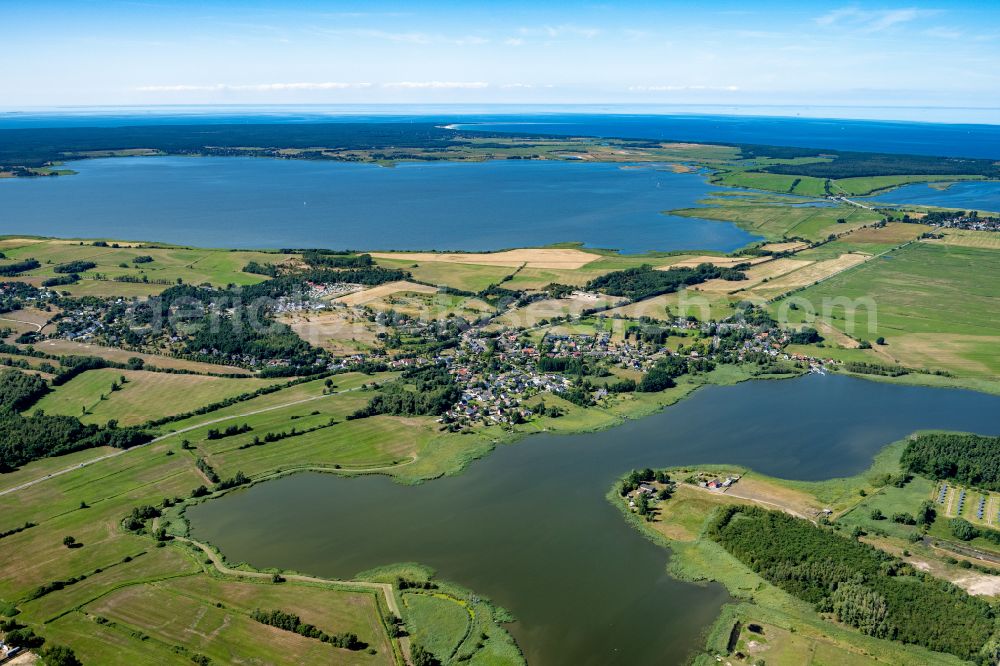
359 291 494 321
776 242 1000 377
32 339 252 374
930 228 1000 249
282 309 383 354
0 237 292 296
670 198 881 241
711 170 829 197
496 292 626 327
0 371 514 665
29 368 278 425
333 281 438 307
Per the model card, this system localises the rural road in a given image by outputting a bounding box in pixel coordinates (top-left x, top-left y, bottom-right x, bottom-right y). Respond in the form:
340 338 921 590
0 384 372 498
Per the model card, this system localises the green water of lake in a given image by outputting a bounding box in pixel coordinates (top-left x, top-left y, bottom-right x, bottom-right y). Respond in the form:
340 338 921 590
189 374 1000 664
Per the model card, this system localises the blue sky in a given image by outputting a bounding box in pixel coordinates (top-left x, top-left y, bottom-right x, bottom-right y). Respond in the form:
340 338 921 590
3 0 999 109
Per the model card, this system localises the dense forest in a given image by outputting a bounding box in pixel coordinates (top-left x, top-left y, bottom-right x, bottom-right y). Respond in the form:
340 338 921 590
349 365 460 419
758 150 1000 179
302 251 374 269
638 355 714 392
709 506 997 662
586 263 746 301
0 122 518 168
0 368 151 471
901 433 1000 491
0 259 42 277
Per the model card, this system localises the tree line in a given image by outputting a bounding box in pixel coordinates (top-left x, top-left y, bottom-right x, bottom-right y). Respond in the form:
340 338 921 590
586 263 746 301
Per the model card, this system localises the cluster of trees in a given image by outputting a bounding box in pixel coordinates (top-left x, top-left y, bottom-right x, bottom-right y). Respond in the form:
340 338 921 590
842 361 909 377
249 608 365 650
237 418 337 449
215 470 249 490
132 255 154 264
196 457 220 484
709 506 996 662
0 258 41 276
396 577 438 590
242 261 280 277
901 433 1000 491
586 263 746 301
0 409 101 471
122 504 161 531
0 369 50 411
537 356 601 376
302 251 373 268
638 356 715 392
349 365 460 419
788 327 823 344
411 644 442 666
619 468 670 495
54 261 96 274
42 274 80 287
205 423 252 440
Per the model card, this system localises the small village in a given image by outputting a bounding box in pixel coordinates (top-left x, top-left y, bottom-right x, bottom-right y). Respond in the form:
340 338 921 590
26 274 841 432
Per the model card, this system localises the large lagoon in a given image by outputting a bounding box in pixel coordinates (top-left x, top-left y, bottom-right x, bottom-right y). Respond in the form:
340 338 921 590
867 180 1000 211
189 374 1000 665
0 156 758 253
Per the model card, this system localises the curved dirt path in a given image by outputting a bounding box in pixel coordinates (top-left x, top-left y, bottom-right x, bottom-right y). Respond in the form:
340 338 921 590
176 535 401 615
0 316 44 332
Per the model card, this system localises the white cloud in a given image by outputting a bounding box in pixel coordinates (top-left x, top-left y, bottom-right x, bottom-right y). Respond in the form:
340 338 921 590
344 29 434 44
382 81 489 89
924 27 963 40
501 83 534 89
629 85 740 92
815 7 937 32
136 82 371 92
517 24 601 39
504 37 525 46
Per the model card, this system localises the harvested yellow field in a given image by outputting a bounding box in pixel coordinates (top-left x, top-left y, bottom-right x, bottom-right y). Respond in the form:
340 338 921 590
691 258 813 293
749 253 869 299
880 333 999 377
931 229 1000 249
841 222 926 245
0 307 53 329
364 292 494 320
333 280 438 306
760 241 809 253
0 238 47 250
283 310 379 353
498 292 626 327
662 255 769 270
369 248 600 269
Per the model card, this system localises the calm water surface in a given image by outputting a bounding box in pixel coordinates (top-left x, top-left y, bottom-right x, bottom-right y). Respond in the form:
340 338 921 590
867 180 1000 211
189 375 1000 665
0 157 758 253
